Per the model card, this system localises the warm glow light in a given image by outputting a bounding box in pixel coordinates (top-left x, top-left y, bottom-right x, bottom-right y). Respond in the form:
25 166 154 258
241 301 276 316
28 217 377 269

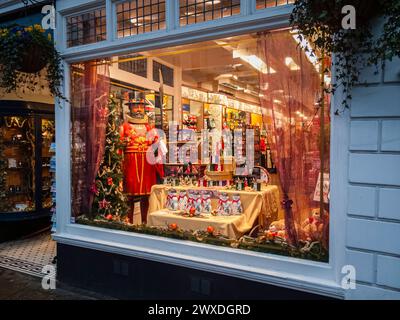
233 50 276 74
273 99 282 104
285 57 300 71
291 30 320 72
130 18 143 26
324 75 331 85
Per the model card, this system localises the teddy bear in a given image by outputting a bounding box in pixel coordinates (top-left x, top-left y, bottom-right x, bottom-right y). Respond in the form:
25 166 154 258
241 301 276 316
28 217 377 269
300 208 325 242
265 219 303 241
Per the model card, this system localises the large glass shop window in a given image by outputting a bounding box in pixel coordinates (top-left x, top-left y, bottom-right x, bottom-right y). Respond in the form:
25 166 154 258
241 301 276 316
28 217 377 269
71 29 331 262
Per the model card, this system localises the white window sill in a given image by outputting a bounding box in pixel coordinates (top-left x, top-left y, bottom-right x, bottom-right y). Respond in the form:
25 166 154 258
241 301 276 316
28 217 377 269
53 223 344 299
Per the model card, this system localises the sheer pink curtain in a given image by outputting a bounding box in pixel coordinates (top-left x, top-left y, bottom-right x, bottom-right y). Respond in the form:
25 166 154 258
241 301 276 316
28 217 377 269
71 60 110 216
257 30 330 246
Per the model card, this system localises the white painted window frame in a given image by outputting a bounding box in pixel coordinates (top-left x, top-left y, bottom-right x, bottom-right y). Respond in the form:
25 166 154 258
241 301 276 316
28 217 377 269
53 0 348 299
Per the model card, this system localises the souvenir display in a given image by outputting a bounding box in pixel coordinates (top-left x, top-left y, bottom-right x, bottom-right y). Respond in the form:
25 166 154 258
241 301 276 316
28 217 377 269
166 189 179 211
192 191 202 215
178 190 188 211
230 194 243 215
201 191 212 214
217 192 231 216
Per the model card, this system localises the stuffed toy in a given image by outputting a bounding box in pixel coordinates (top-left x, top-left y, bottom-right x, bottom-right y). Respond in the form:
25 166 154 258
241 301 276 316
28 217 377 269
301 208 324 242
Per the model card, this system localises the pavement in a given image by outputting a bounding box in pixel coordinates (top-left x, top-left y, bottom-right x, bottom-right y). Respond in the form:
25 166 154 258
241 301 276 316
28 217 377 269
0 267 108 300
0 231 113 300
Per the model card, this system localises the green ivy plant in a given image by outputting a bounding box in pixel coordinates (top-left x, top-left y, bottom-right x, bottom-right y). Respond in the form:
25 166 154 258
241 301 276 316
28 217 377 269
290 0 400 113
0 24 65 100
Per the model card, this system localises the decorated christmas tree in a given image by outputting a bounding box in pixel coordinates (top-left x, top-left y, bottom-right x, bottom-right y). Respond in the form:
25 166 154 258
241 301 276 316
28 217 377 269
92 98 128 220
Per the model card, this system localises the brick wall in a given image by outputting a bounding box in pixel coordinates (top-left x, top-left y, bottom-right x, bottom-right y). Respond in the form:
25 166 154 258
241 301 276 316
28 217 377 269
345 55 400 299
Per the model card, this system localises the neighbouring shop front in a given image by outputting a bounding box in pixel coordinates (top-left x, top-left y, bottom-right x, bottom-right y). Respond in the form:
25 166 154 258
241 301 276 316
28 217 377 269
0 2 56 240
51 0 400 300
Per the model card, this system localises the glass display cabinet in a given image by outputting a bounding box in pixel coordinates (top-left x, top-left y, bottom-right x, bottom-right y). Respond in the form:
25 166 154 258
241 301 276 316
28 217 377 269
0 101 54 240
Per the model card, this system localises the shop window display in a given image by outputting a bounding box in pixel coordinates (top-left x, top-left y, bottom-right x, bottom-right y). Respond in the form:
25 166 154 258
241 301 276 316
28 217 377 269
72 29 330 262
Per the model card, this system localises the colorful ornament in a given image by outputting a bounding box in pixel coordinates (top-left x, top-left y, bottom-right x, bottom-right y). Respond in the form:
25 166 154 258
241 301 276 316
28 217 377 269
169 223 178 231
89 183 99 195
99 198 110 209
206 226 214 235
107 177 113 186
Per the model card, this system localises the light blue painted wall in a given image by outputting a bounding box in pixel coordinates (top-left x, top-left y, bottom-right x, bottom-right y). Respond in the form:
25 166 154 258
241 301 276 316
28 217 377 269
346 39 400 299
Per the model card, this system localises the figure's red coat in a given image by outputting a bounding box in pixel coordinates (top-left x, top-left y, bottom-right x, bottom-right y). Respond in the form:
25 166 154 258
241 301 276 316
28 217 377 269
120 122 163 195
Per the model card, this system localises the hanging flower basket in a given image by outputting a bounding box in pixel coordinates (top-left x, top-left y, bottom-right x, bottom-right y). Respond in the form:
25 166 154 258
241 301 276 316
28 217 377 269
16 43 48 73
0 24 65 100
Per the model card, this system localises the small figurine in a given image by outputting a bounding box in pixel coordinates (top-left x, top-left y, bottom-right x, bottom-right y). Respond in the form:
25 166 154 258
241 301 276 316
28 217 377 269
231 194 243 215
193 191 202 215
217 192 231 216
186 190 194 212
178 190 188 211
166 189 179 211
201 191 212 214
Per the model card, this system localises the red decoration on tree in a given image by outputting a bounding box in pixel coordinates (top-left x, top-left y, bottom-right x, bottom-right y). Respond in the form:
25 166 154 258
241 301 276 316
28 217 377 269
107 177 113 186
99 198 110 209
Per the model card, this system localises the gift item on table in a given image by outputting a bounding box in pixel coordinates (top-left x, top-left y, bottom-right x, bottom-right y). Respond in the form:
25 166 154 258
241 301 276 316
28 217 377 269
166 189 179 211
231 194 243 215
178 190 188 211
186 190 195 211
236 177 244 191
193 191 202 215
201 191 212 214
217 192 232 216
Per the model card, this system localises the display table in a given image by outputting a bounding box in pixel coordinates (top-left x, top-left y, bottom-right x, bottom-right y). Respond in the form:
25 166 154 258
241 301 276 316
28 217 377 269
147 184 279 239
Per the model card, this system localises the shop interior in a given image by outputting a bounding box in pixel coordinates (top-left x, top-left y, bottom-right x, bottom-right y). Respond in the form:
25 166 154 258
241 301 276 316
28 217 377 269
72 29 330 260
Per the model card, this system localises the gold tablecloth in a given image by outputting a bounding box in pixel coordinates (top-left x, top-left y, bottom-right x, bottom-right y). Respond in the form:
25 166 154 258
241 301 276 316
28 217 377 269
147 184 279 239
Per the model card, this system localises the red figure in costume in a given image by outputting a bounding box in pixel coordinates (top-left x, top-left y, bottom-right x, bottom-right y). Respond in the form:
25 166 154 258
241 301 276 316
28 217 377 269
120 122 156 195
120 121 164 223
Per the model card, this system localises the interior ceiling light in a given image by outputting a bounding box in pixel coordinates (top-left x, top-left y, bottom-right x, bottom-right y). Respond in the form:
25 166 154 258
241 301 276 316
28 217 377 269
207 0 221 4
285 57 300 71
214 73 234 80
291 29 320 72
130 18 143 26
233 50 276 74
